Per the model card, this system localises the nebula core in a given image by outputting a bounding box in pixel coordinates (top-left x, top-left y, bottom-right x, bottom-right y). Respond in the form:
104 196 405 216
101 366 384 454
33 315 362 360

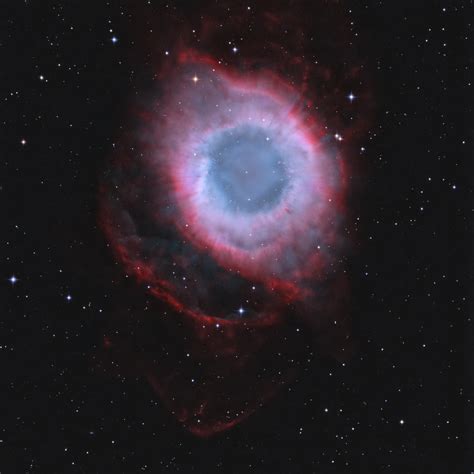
100 2 371 436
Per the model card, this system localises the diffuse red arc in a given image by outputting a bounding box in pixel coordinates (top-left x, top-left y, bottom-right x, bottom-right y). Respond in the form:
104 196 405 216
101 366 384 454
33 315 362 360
97 273 351 437
145 314 303 437
99 1 372 436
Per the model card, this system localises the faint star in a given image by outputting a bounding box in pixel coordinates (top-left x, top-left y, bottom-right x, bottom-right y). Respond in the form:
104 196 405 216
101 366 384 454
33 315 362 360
21 139 26 145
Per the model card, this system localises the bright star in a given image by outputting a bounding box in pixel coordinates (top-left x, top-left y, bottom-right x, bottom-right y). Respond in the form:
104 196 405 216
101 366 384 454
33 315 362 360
9 275 17 284
238 307 245 315
348 92 356 102
111 36 118 43
192 75 199 83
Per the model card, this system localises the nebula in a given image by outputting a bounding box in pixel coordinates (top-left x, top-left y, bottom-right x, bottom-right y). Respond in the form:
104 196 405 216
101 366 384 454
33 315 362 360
99 1 371 436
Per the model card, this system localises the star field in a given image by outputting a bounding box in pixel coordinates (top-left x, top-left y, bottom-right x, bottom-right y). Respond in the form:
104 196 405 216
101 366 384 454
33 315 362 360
1 1 472 472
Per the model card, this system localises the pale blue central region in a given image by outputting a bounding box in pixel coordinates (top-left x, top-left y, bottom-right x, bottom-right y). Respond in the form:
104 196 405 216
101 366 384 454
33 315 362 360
205 125 288 214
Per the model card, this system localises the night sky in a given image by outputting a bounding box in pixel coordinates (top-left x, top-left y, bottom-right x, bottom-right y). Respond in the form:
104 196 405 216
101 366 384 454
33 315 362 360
2 1 472 473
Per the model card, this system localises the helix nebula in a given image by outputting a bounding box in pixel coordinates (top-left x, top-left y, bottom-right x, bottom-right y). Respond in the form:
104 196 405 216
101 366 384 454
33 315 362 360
99 1 372 436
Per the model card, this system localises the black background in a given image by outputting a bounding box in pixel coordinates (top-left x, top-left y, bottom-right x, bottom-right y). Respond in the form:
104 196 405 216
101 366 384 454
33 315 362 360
2 1 472 472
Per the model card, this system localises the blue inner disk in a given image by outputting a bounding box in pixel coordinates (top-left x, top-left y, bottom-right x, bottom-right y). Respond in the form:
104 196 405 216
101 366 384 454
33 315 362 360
206 125 288 214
